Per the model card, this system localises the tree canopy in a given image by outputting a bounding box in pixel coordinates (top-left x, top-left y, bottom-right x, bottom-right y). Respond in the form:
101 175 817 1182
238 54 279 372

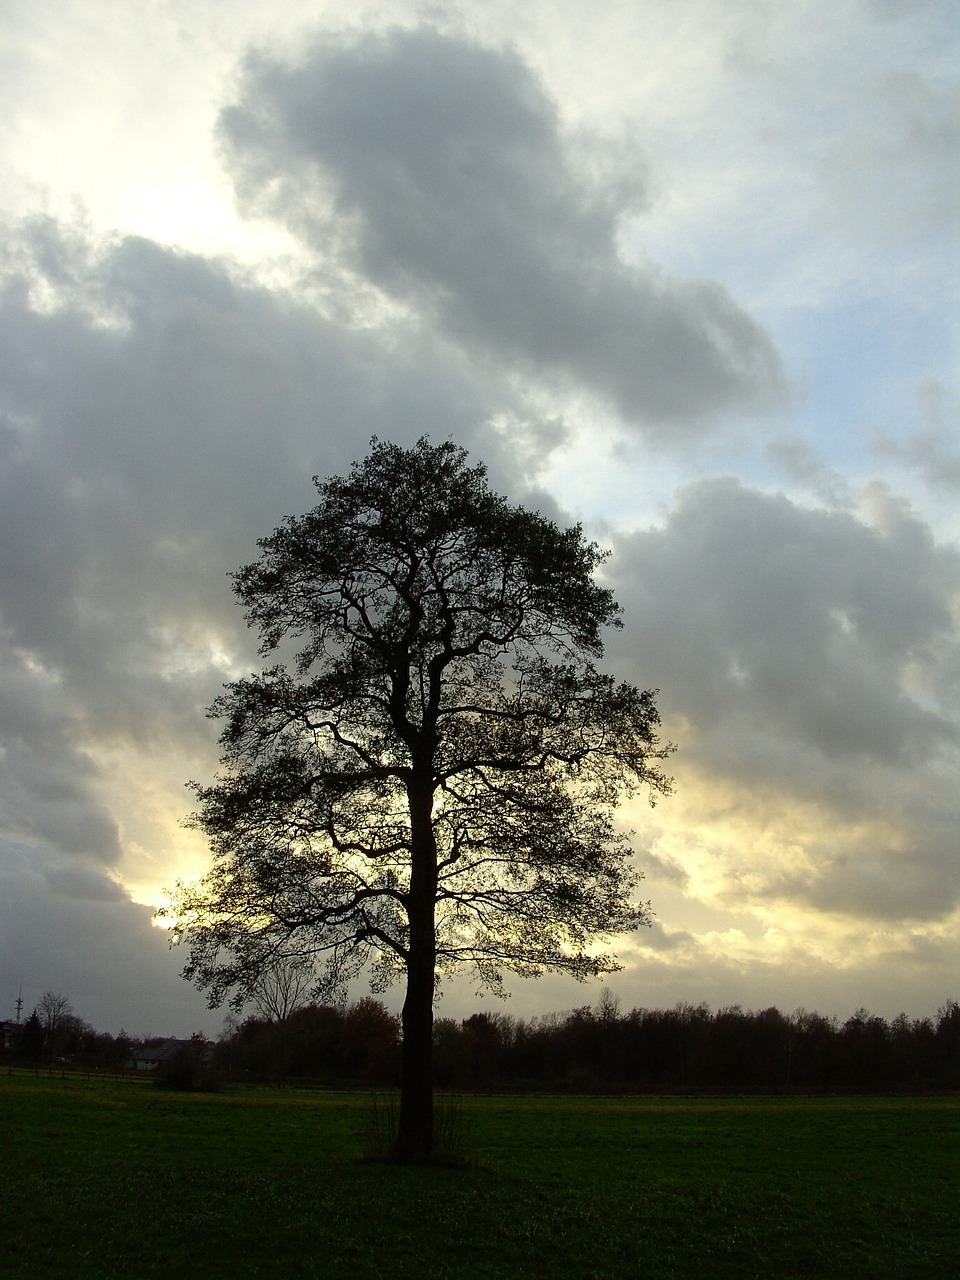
167 437 672 1156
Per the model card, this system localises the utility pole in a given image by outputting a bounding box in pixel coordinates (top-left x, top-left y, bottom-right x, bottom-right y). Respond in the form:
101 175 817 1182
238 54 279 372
15 986 23 1023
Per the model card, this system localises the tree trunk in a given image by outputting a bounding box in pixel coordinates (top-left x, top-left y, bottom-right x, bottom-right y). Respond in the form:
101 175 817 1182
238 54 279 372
396 942 435 1159
395 779 437 1161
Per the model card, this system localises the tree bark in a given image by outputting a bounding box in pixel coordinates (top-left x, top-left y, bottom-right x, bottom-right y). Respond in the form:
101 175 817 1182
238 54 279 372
395 780 437 1160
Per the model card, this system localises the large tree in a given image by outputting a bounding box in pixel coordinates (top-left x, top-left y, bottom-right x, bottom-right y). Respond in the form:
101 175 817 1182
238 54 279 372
168 438 671 1158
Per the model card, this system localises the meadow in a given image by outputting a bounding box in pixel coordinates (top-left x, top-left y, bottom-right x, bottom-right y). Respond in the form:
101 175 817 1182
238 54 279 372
2 1071 957 1279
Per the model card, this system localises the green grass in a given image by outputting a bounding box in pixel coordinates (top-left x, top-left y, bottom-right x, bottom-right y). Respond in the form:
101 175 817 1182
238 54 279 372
1 1072 957 1278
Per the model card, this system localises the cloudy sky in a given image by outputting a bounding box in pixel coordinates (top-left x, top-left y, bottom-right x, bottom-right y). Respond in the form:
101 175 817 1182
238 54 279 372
1 0 957 1036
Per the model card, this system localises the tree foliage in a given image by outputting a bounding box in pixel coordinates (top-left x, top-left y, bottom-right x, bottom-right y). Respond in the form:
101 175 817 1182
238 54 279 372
167 437 672 1156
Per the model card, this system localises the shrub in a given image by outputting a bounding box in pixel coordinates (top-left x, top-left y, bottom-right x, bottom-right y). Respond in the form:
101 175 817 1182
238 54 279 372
153 1036 224 1092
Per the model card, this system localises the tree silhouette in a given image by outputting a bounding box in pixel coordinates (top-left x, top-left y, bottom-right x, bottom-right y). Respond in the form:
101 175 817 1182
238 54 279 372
168 438 671 1158
249 954 316 1024
38 990 72 1061
17 1010 44 1063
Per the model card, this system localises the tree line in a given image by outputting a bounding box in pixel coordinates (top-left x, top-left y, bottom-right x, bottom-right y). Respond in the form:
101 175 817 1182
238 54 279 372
5 991 958 1093
3 991 134 1070
215 995 960 1094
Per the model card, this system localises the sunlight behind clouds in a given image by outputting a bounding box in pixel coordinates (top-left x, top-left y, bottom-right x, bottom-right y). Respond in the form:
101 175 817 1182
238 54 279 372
0 0 957 1030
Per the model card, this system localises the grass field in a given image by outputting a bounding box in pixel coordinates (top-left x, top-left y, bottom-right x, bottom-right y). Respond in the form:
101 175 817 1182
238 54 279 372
2 1072 957 1279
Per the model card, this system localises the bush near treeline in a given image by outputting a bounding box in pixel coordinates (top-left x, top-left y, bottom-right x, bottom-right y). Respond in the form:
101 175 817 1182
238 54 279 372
216 996 960 1093
218 996 402 1086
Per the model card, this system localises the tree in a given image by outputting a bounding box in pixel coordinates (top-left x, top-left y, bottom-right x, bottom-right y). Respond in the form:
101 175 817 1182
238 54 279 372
167 437 671 1158
38 990 72 1061
17 1010 44 1063
249 954 316 1024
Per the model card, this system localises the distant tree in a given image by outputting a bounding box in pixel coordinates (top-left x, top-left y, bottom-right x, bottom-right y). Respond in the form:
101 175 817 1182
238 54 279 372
791 1009 841 1092
432 1017 469 1087
216 1015 280 1082
935 1000 960 1087
17 1010 44 1063
167 438 672 1159
215 998 399 1085
249 955 316 1024
341 997 400 1084
459 1011 513 1086
38 990 72 1061
283 1003 344 1080
38 989 71 1031
92 1029 135 1071
596 988 621 1023
840 1008 891 1090
58 1014 93 1061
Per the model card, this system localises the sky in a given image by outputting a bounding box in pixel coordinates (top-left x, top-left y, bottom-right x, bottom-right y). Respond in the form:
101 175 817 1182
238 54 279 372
1 0 957 1037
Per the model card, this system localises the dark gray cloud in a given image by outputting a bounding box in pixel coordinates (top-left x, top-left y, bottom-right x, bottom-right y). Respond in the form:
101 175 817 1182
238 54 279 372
0 845 216 1034
610 478 960 921
0 643 124 872
613 478 959 763
219 27 784 429
0 214 544 1030
801 826 959 921
615 926 957 1023
0 215 520 756
44 862 128 902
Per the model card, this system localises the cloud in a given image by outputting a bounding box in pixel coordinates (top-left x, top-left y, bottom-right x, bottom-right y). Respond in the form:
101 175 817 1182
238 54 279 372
616 899 960 1019
0 211 557 1031
0 213 531 734
0 212 546 910
0 844 216 1034
613 477 960 761
44 862 128 903
865 0 940 17
218 26 785 430
610 478 960 924
819 70 960 245
0 5 955 1029
0 639 126 873
873 381 960 493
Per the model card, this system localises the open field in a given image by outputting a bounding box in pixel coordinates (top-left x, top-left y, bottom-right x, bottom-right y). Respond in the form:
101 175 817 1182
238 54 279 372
2 1072 957 1278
